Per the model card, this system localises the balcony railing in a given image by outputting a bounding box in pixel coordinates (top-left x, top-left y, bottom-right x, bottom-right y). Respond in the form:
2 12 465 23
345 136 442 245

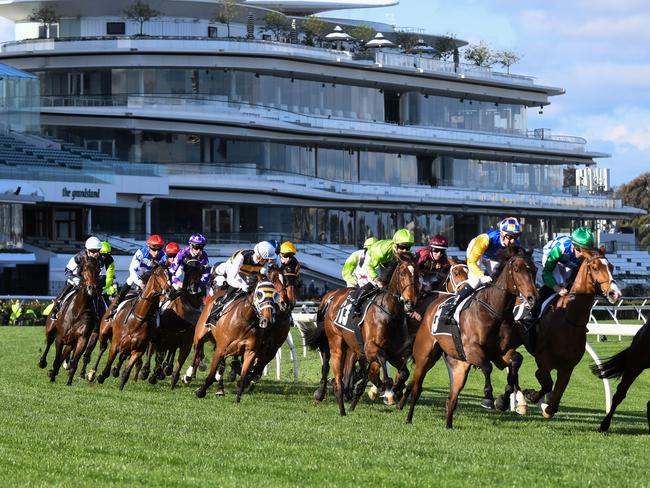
40 94 589 154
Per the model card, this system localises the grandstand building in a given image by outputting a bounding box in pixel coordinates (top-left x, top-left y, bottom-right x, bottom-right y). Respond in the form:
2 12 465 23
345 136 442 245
0 0 645 293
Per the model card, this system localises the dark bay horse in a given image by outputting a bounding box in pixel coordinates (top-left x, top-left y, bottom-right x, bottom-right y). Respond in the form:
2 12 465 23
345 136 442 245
147 258 204 388
402 247 538 427
38 255 101 385
92 263 171 389
591 321 650 433
304 253 420 416
523 249 622 418
194 269 286 402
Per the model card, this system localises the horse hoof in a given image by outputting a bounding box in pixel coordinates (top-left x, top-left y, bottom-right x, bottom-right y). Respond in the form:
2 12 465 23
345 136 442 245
38 359 47 369
382 390 396 406
494 396 508 411
164 365 173 376
541 405 554 419
313 388 326 402
182 376 192 385
215 388 225 396
198 359 207 372
148 376 158 385
87 370 96 382
523 389 537 403
368 385 379 401
97 374 105 384
62 360 69 370
111 367 119 378
195 388 206 398
480 398 495 410
138 369 149 380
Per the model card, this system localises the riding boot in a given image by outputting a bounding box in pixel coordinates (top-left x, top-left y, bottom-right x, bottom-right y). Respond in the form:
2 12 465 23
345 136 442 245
50 282 74 320
168 288 183 301
208 287 236 324
107 283 131 320
440 285 474 325
352 282 376 317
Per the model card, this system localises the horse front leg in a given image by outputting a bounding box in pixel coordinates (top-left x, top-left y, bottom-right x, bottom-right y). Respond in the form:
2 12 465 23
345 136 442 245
39 325 56 369
329 338 347 416
598 368 642 432
524 354 553 406
349 358 370 412
119 350 144 391
139 342 154 380
479 362 495 410
163 349 176 377
404 342 442 423
313 344 331 402
79 329 98 379
66 336 89 386
235 350 257 403
171 342 192 389
445 358 472 429
97 340 119 384
88 331 109 382
47 336 65 382
195 337 223 398
495 351 526 413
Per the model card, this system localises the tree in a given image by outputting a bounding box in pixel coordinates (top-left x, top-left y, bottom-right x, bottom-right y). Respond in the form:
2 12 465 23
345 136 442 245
434 33 457 61
29 6 60 38
394 31 419 51
300 15 328 46
349 25 376 44
123 0 161 36
259 11 290 41
212 0 238 38
617 172 650 250
493 49 522 74
463 42 494 67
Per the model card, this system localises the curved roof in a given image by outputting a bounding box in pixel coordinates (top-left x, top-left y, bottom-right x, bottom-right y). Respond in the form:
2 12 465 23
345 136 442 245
243 0 399 14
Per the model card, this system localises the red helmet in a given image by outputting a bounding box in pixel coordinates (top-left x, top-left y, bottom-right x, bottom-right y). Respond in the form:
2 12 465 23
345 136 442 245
165 242 180 256
429 235 448 250
146 234 165 250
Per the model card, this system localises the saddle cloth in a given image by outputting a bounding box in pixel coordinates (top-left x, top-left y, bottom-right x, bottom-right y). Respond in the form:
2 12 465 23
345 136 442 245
332 293 372 333
430 294 472 336
206 291 245 326
513 292 559 322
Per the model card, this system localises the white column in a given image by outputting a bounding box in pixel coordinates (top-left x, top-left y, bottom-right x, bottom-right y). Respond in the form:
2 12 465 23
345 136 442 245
145 199 152 235
86 207 92 235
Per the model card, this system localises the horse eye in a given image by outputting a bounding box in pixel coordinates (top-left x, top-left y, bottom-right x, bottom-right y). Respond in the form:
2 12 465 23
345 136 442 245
255 291 264 301
273 292 281 303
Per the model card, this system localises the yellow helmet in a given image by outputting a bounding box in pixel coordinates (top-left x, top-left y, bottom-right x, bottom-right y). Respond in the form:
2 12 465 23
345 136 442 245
280 241 298 255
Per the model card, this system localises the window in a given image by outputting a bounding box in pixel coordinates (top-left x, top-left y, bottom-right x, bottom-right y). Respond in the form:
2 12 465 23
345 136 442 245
107 22 126 35
208 26 218 38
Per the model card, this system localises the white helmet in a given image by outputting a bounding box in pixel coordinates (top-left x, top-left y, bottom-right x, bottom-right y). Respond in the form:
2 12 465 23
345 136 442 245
254 241 276 260
85 236 102 251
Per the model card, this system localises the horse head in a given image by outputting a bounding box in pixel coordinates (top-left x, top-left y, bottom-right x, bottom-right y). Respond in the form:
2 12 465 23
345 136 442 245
574 249 622 304
445 259 469 293
388 252 420 314
252 267 283 329
142 262 172 299
265 265 291 312
80 255 101 297
182 258 203 295
494 246 538 309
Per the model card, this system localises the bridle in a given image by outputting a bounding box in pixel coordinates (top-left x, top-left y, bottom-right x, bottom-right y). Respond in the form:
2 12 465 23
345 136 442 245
446 264 469 293
253 278 281 324
569 254 617 297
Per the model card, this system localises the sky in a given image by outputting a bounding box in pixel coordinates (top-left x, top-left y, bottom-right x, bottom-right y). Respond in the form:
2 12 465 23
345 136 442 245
1 0 648 186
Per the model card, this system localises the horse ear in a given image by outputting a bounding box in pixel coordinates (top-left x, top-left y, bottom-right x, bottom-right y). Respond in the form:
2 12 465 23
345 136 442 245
598 245 606 256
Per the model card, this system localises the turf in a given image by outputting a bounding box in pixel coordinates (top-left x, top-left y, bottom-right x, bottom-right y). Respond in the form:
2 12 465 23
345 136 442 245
1 327 648 487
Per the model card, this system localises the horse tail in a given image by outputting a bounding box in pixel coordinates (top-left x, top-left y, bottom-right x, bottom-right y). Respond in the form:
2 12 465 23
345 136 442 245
302 297 332 350
590 348 629 379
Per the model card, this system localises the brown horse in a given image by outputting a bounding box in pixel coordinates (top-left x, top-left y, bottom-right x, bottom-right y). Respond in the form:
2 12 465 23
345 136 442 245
522 249 622 418
194 268 286 402
146 258 204 389
38 255 101 385
402 247 538 427
304 252 419 416
591 321 650 433
92 263 171 389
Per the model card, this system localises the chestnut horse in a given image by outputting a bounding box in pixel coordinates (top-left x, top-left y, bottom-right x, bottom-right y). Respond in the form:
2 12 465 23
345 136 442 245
38 255 101 385
304 253 419 416
194 269 286 402
402 247 538 427
92 263 171 389
591 321 650 433
522 249 622 418
148 258 204 388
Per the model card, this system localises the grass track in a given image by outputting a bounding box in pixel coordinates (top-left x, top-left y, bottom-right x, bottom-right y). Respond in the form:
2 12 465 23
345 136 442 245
1 327 649 487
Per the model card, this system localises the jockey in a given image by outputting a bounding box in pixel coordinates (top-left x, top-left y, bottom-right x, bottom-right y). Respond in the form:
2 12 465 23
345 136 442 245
351 229 414 314
209 240 278 317
99 241 117 298
279 241 301 309
416 234 450 291
164 242 180 267
50 236 104 320
521 227 594 327
439 217 521 325
341 237 377 287
107 234 167 319
169 234 210 294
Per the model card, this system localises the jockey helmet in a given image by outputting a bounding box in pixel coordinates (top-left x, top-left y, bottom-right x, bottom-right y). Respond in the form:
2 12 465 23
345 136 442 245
570 227 594 249
363 237 378 249
147 234 165 250
254 241 277 261
393 229 415 246
189 233 207 247
85 236 102 251
499 217 521 236
280 241 298 255
165 242 180 256
429 235 448 250
100 241 112 254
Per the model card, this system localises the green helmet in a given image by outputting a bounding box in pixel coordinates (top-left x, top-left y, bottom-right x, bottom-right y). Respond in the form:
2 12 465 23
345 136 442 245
363 237 378 249
570 227 593 249
393 229 414 246
100 241 112 254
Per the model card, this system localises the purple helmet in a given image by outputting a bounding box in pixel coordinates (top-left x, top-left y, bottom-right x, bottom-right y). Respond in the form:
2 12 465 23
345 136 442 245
189 233 207 247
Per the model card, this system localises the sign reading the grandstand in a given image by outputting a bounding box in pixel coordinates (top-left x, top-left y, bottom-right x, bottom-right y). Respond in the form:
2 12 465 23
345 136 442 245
61 187 101 200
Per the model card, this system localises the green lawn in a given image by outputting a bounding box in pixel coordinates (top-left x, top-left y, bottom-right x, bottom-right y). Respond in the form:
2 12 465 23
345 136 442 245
1 327 648 487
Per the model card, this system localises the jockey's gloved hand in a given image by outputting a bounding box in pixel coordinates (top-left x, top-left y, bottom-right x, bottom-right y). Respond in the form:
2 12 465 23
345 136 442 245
479 275 492 285
71 277 81 286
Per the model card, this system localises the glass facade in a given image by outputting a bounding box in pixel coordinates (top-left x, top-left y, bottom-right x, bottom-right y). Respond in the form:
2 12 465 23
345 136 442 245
0 204 23 249
0 67 40 134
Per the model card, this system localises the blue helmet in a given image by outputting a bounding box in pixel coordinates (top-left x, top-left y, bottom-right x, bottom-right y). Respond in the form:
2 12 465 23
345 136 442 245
266 239 281 255
499 217 521 236
189 233 207 247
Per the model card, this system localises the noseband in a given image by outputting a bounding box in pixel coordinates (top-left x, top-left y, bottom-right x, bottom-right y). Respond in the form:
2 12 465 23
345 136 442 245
253 279 281 318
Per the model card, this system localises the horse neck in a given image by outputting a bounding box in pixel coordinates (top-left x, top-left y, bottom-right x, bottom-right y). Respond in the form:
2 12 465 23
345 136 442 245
135 276 161 316
559 264 596 326
480 266 515 313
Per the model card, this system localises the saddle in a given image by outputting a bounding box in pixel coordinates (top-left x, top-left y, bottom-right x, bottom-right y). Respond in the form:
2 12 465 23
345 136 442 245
207 289 246 326
333 290 379 349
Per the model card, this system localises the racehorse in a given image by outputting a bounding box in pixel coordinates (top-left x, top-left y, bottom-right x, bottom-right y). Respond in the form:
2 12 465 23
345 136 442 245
194 268 286 402
522 248 622 418
38 255 101 385
146 258 204 388
590 321 650 433
402 247 537 427
92 263 171 389
304 252 419 416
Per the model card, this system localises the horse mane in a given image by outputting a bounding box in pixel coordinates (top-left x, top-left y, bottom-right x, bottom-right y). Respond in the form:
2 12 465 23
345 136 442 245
184 258 202 274
492 246 529 280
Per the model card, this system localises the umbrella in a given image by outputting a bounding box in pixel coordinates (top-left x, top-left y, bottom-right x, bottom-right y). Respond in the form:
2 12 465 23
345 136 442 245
325 25 353 41
410 38 436 55
365 32 395 48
